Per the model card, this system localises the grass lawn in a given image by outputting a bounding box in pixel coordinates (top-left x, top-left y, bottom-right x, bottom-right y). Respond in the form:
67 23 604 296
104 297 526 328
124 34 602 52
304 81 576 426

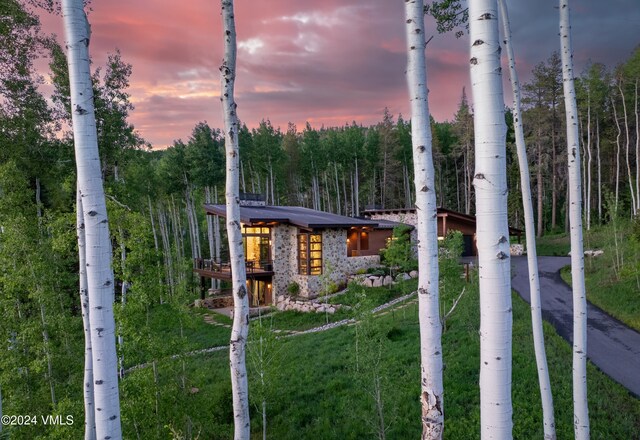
122 272 640 439
124 303 232 366
536 233 571 256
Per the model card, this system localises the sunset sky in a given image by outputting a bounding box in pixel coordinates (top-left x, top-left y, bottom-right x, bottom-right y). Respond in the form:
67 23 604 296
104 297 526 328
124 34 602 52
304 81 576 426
39 1 640 148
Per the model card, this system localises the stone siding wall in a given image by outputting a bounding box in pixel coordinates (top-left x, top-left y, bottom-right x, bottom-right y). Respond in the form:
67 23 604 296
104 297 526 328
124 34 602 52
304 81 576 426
367 213 418 255
271 226 380 301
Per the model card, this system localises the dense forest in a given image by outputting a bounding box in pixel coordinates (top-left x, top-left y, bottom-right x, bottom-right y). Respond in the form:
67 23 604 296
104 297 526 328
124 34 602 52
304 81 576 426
1 0 639 437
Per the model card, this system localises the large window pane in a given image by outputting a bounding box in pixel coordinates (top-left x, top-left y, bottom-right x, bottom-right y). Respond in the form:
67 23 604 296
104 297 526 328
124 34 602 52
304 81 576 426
298 232 322 275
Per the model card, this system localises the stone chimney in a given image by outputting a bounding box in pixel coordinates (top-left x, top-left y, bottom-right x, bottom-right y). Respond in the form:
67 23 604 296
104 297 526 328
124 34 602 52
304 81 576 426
239 192 266 207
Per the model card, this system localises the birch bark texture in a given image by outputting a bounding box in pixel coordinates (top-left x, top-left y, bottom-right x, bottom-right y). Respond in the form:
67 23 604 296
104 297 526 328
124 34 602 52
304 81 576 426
77 189 97 440
468 1 513 438
497 1 556 438
62 1 122 438
220 1 251 438
559 1 590 438
403 1 444 438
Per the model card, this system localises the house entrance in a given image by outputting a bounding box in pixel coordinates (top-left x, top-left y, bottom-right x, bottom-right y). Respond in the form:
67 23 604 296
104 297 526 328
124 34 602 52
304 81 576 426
248 278 272 306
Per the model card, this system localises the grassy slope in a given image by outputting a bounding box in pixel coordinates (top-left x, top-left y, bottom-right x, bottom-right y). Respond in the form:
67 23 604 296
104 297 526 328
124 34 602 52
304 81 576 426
537 222 640 331
122 278 640 439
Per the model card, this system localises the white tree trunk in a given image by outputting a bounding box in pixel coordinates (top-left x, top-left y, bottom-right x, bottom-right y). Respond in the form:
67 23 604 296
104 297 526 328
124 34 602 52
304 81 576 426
158 206 174 296
62 2 122 438
220 1 251 438
498 1 556 437
469 1 513 438
404 2 443 438
77 189 97 440
586 98 592 230
148 196 159 252
559 2 590 438
355 157 360 215
612 95 622 212
596 119 601 222
619 83 637 215
635 79 639 212
117 227 128 379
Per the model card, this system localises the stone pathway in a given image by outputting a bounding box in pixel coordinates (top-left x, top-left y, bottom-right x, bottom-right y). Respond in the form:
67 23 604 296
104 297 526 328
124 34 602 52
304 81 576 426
202 313 231 328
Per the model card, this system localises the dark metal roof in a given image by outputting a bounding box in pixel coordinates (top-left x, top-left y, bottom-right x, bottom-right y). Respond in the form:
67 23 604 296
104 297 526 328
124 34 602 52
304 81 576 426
362 206 523 235
204 204 379 229
371 218 413 230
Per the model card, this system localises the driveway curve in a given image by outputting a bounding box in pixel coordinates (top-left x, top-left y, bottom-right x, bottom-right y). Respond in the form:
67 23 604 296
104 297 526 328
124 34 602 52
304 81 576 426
511 256 640 397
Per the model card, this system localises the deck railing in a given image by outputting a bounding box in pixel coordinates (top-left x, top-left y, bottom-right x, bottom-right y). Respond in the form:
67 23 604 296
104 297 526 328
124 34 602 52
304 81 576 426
194 258 273 273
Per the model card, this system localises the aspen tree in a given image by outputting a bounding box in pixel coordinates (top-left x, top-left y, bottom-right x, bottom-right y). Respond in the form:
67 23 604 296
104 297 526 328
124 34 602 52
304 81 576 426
404 1 443 438
220 1 251 438
559 1 589 438
77 189 96 440
62 0 122 437
469 0 513 437
498 1 555 437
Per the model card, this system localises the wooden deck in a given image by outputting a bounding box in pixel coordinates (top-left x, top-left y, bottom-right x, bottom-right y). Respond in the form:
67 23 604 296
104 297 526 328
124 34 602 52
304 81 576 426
194 258 274 280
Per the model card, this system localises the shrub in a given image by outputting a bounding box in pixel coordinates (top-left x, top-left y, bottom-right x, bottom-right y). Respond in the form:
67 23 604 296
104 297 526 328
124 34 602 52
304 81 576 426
287 282 300 297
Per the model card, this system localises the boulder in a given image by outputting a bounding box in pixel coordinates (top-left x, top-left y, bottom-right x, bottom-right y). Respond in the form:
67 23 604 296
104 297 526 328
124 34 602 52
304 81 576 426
584 249 604 257
372 277 383 287
409 270 418 278
327 306 336 314
402 273 411 281
510 244 525 256
383 275 393 286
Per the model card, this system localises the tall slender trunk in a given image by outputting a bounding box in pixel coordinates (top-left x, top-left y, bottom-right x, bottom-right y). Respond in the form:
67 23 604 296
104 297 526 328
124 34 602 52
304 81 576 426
586 98 592 230
635 79 639 212
463 151 469 214
220 1 251 438
404 2 443 437
35 177 42 218
158 206 174 296
596 119 602 223
62 1 121 437
214 187 221 289
560 2 589 437
334 162 341 215
191 187 202 258
268 158 275 205
469 1 513 437
205 187 215 259
456 161 461 211
148 196 159 252
612 95 622 211
205 186 217 290
620 83 637 215
342 174 348 216
466 141 473 214
382 148 388 208
537 140 544 237
37 300 55 406
240 160 246 193
499 2 556 437
355 157 360 214
117 227 128 378
350 172 355 216
551 109 558 230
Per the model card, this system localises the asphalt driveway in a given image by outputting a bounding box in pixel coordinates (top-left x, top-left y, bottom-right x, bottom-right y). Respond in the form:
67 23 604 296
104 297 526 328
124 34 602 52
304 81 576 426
510 256 640 397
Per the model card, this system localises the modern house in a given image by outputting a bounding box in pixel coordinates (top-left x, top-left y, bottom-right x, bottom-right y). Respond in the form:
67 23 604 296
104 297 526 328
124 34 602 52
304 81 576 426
194 197 522 307
362 207 523 257
194 196 405 306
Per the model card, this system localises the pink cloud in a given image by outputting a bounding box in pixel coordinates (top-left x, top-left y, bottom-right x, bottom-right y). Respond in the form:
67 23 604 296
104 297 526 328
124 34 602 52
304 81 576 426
35 0 639 148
